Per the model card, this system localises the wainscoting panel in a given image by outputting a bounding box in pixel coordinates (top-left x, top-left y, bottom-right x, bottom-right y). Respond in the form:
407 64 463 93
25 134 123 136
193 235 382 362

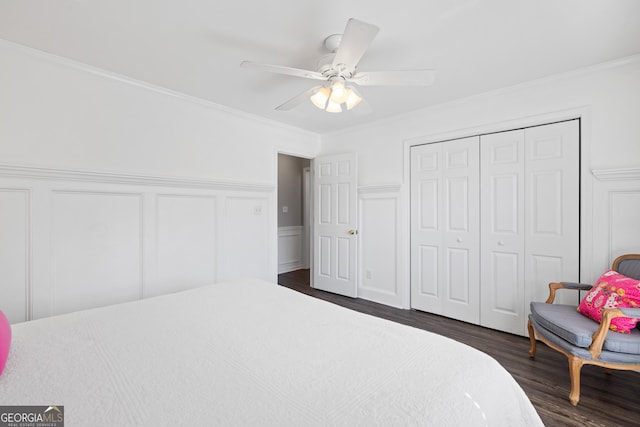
591 168 640 280
278 226 303 274
50 191 143 316
0 164 275 323
610 191 640 257
0 189 30 323
152 194 217 297
221 196 271 282
358 185 403 308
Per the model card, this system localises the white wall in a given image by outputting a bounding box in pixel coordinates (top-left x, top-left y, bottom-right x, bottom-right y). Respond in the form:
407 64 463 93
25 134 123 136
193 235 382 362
320 56 640 307
0 40 320 181
322 56 640 181
0 40 320 323
2 36 638 319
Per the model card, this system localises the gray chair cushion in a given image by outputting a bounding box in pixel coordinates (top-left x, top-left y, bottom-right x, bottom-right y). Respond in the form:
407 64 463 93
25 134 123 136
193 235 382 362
529 316 640 364
530 302 640 354
617 258 640 280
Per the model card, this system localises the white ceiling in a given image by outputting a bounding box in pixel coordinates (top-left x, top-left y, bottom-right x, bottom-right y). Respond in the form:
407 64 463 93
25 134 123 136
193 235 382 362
2 0 640 135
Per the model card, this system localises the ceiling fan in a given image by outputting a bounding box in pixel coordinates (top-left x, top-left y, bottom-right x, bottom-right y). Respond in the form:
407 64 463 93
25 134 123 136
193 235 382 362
240 18 436 113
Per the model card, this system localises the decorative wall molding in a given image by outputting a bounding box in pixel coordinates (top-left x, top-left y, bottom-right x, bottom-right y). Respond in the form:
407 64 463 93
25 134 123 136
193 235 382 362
152 194 218 298
592 168 640 181
278 225 304 233
0 172 275 322
49 190 144 316
357 192 404 308
358 184 402 194
278 226 303 274
0 188 31 323
0 39 318 139
590 170 640 281
0 163 274 192
608 190 640 259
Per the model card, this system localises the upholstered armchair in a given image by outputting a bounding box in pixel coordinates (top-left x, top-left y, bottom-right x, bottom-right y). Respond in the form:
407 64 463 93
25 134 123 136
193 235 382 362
528 254 640 406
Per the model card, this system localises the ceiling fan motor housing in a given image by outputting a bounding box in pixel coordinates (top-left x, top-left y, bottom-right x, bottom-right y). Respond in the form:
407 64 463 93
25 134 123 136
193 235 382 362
324 34 342 52
318 34 353 80
316 53 336 75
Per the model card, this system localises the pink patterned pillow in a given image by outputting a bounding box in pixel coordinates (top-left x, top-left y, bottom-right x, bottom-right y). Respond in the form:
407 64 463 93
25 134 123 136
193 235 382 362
0 310 11 375
578 270 640 333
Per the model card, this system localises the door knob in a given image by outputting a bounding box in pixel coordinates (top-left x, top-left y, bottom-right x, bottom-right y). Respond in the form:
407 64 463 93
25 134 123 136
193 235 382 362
348 229 358 235
498 241 505 246
457 238 463 243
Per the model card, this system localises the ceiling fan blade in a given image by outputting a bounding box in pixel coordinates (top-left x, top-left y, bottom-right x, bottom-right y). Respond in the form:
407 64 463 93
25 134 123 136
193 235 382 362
240 61 324 81
275 86 322 111
349 70 437 86
331 19 379 75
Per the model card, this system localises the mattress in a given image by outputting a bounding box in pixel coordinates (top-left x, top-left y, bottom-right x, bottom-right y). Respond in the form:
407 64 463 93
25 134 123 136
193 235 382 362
0 279 543 426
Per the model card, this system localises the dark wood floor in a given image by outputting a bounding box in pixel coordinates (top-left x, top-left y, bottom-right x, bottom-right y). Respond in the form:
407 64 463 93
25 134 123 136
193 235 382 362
278 269 640 427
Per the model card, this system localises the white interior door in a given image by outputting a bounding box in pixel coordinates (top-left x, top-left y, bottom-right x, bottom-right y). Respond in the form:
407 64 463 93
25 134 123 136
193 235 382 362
410 138 480 323
312 153 358 297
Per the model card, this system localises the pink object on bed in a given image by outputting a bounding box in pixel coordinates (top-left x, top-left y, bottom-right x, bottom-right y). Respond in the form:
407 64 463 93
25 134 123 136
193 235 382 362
0 310 10 376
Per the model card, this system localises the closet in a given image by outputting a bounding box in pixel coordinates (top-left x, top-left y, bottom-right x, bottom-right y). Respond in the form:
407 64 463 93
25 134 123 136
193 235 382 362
410 120 579 336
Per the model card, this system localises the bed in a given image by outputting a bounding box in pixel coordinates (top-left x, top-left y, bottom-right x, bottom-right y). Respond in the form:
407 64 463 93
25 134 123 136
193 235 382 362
0 278 543 426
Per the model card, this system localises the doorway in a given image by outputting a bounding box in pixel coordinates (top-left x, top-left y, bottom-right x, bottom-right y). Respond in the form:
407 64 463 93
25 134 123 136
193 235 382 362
277 153 311 281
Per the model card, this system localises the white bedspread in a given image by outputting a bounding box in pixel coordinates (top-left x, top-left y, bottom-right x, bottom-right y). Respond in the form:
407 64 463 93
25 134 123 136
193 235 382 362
0 279 543 426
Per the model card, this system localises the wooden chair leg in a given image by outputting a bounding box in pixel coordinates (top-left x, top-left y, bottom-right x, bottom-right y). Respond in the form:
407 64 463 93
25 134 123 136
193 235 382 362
527 320 537 358
568 355 583 406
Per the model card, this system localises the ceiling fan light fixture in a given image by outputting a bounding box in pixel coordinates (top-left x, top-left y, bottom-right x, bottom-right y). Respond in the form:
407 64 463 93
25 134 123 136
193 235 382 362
344 88 362 110
310 82 362 112
310 86 331 110
325 100 343 113
329 80 349 104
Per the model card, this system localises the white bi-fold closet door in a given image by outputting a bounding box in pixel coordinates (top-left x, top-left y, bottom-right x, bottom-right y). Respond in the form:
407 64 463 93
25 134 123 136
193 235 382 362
410 136 481 324
410 120 580 336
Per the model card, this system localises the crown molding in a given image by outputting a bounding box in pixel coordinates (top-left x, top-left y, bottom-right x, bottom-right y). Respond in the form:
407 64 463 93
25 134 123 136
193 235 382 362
0 163 274 192
325 53 640 138
592 168 640 181
0 38 318 139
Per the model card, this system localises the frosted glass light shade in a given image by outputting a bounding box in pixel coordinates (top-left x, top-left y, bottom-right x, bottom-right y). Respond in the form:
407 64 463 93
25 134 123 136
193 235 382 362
329 80 348 104
310 83 361 112
345 88 362 110
310 87 330 109
325 100 342 113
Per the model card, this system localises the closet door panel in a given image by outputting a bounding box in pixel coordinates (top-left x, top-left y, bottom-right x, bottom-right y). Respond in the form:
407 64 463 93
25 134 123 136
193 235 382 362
480 130 526 335
442 139 479 323
447 248 471 302
525 120 580 306
418 245 439 298
529 254 565 304
492 252 520 314
411 144 444 314
411 137 480 323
